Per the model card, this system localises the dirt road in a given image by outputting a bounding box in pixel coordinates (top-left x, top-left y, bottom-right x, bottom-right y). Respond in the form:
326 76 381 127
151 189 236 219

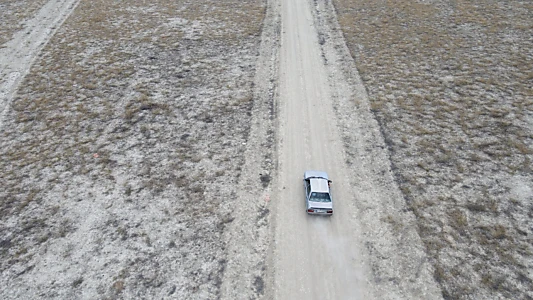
0 0 444 298
270 0 442 299
273 0 371 298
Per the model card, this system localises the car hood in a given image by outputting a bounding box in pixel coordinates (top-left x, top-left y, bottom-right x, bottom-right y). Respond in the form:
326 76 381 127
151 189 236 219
304 170 329 180
308 201 333 209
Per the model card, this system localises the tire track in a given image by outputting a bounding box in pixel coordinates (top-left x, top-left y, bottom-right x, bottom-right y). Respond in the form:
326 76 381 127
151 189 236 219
271 0 443 298
0 0 81 130
273 0 372 298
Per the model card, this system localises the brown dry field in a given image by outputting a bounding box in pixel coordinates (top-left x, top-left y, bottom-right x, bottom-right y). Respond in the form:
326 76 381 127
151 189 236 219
333 0 533 299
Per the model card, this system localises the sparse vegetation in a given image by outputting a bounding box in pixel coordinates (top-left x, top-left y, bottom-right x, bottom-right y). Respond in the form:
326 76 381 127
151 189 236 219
334 0 533 298
1 0 266 298
0 0 49 46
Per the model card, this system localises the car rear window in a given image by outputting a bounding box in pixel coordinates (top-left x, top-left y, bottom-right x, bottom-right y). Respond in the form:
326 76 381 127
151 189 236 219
310 192 331 202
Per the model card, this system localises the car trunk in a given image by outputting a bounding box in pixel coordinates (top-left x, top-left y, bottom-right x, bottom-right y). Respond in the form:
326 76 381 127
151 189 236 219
308 201 333 210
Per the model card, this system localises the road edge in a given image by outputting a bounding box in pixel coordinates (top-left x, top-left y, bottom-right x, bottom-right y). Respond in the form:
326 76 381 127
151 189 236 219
219 0 281 298
310 0 444 298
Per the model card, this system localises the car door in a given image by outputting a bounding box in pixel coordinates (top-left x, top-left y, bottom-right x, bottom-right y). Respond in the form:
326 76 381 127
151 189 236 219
304 180 311 205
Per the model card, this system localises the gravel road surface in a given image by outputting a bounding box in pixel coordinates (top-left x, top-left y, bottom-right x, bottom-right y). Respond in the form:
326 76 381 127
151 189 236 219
273 0 370 298
270 0 443 298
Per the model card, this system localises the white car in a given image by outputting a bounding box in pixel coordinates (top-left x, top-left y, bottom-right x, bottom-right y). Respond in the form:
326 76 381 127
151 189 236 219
303 171 333 215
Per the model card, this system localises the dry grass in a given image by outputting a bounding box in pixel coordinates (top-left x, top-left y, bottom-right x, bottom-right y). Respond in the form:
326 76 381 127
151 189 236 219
0 0 266 298
0 0 50 46
334 0 533 298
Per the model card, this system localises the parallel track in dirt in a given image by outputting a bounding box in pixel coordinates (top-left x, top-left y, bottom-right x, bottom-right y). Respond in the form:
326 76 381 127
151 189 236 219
273 0 370 298
0 0 81 129
269 0 443 298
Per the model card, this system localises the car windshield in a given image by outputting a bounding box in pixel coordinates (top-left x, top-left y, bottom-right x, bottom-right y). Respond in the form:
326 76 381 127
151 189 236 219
310 192 331 202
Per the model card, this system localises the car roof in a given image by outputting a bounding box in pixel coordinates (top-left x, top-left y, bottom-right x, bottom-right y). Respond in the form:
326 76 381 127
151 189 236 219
310 178 330 193
304 170 329 180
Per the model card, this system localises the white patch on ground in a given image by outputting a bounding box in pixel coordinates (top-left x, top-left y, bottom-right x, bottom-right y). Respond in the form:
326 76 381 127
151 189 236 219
506 176 533 203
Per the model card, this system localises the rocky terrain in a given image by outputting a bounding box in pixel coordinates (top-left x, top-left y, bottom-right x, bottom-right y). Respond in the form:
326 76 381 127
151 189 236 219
333 0 533 298
1 0 270 298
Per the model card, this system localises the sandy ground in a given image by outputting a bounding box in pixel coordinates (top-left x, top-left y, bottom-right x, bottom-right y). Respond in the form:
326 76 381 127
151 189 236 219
219 0 279 298
1 0 269 299
332 0 533 298
0 0 81 129
1 0 441 298
268 0 442 298
3 0 529 299
273 0 371 297
0 0 50 46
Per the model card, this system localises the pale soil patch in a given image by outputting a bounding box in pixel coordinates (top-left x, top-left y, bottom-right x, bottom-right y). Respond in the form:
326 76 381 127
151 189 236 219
333 0 533 299
0 0 269 299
